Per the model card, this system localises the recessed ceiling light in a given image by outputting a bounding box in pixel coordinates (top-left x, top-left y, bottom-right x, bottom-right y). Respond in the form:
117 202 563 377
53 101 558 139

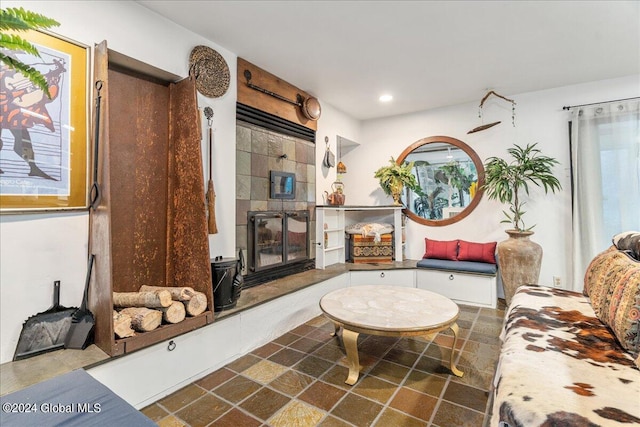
379 94 393 103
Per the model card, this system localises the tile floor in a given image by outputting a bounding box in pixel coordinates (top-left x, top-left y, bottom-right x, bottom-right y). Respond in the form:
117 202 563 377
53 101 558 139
142 301 505 427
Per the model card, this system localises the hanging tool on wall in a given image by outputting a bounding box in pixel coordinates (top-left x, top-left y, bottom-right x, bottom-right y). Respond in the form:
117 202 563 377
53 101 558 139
89 80 103 209
204 107 218 234
243 69 321 121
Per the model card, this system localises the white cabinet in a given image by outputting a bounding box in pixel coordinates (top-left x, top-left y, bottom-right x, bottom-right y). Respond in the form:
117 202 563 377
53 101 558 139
416 270 497 308
315 207 346 269
349 270 415 287
315 206 404 268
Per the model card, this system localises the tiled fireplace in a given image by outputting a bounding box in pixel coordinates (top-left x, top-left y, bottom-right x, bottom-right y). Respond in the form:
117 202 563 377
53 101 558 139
236 108 316 287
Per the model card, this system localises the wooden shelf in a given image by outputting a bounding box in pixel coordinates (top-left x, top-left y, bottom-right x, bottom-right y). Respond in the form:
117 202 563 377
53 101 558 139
112 312 213 356
316 206 404 268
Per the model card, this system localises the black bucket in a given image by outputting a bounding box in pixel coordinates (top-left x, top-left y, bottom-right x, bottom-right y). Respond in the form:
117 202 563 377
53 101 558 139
212 252 243 311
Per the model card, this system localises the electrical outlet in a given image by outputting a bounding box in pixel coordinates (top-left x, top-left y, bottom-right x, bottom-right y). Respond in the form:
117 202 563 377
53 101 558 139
553 276 562 288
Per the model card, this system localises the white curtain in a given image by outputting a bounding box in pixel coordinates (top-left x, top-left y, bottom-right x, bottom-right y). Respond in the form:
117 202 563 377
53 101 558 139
570 99 640 290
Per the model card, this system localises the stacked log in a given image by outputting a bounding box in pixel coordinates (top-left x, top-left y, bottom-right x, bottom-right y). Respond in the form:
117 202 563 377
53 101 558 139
120 307 163 332
139 285 207 316
112 286 209 338
113 310 135 338
139 285 196 301
113 290 173 308
160 301 186 324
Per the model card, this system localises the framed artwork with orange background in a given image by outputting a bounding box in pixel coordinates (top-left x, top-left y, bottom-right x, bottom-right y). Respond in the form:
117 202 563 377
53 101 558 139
0 30 89 211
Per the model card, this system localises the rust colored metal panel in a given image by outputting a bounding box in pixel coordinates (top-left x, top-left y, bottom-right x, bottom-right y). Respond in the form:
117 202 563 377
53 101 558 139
167 78 213 311
237 58 318 131
89 40 115 356
89 47 213 357
107 69 170 293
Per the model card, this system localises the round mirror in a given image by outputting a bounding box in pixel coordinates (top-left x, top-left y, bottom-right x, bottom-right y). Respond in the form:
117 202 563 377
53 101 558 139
397 136 484 226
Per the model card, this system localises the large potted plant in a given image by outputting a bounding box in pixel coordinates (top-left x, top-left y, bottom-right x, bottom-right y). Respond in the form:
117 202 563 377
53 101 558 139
483 143 561 304
374 157 422 205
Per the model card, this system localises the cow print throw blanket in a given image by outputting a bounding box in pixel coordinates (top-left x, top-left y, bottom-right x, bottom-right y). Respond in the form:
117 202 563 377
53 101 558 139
491 286 640 426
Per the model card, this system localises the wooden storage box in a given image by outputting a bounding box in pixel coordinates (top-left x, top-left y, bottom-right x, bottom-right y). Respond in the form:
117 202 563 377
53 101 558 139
350 234 393 264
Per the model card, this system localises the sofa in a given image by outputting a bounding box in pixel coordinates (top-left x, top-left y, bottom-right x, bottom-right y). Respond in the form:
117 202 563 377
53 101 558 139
491 232 640 426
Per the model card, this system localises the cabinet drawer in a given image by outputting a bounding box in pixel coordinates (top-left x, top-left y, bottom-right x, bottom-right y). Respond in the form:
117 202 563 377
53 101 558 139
416 270 496 308
349 270 415 287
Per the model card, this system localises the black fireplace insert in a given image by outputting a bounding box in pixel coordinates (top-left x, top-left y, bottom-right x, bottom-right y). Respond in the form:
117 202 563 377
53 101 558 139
246 210 313 287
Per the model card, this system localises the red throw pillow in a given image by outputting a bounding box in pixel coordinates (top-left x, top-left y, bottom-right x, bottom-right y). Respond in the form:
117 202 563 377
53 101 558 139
458 240 497 264
424 238 459 260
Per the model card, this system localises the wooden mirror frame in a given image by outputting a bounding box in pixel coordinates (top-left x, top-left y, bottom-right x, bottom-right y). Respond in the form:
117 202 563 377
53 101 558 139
397 135 485 226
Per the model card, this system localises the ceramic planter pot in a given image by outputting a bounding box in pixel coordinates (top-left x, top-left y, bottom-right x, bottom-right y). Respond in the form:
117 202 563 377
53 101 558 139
497 230 542 305
390 181 403 205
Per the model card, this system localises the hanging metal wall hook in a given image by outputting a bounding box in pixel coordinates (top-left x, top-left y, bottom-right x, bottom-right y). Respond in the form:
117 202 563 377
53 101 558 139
204 106 214 127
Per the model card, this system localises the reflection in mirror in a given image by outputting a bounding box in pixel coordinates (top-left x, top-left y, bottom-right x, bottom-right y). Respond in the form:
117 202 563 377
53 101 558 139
398 136 484 226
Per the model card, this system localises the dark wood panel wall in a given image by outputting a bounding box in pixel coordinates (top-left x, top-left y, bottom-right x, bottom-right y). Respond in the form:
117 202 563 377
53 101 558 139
237 58 318 131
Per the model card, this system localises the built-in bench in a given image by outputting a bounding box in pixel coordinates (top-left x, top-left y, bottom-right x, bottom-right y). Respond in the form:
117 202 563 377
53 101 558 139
415 258 498 309
2 260 498 409
416 258 498 275
413 238 499 308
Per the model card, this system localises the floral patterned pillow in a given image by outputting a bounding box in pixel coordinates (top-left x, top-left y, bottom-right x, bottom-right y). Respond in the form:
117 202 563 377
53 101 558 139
584 249 640 358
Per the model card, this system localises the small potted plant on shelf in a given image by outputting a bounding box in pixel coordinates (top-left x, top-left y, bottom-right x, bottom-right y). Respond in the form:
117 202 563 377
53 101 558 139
483 143 562 305
374 157 422 205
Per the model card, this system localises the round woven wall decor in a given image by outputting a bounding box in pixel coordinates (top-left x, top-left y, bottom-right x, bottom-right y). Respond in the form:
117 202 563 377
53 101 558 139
189 45 230 98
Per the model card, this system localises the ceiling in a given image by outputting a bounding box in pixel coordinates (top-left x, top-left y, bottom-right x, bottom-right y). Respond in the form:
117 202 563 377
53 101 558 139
137 1 640 121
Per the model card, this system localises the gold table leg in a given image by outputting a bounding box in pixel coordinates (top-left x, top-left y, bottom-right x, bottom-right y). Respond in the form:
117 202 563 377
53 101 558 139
342 329 360 385
330 322 340 337
449 323 464 377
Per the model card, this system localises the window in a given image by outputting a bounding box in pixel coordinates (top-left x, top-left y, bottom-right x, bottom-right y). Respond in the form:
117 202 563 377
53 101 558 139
570 100 640 288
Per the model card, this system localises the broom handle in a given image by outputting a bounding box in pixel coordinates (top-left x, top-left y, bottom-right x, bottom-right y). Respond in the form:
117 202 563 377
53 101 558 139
208 127 212 181
80 254 95 312
207 126 218 234
207 180 217 234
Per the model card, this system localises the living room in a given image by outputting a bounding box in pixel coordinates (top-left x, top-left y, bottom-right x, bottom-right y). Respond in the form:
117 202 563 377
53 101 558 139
1 1 638 426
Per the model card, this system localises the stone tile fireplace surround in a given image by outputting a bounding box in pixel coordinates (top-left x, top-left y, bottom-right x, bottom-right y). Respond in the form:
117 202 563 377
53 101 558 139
236 121 316 286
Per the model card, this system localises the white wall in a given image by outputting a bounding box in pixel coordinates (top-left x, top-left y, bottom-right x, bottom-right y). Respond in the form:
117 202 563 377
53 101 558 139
344 75 640 291
0 0 360 365
0 0 238 363
315 102 362 204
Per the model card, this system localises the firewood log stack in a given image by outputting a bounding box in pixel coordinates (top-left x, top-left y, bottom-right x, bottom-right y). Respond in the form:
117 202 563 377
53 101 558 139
112 286 208 338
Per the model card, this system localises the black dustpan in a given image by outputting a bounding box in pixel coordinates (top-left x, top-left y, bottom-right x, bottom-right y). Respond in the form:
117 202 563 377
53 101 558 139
13 281 77 361
64 254 95 350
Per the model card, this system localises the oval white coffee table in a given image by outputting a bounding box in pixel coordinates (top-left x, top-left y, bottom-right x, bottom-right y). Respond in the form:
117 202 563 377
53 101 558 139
319 285 463 385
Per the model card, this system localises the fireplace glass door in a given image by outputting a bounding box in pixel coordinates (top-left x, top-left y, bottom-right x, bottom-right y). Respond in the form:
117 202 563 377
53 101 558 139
255 214 283 270
286 211 308 262
249 210 309 273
